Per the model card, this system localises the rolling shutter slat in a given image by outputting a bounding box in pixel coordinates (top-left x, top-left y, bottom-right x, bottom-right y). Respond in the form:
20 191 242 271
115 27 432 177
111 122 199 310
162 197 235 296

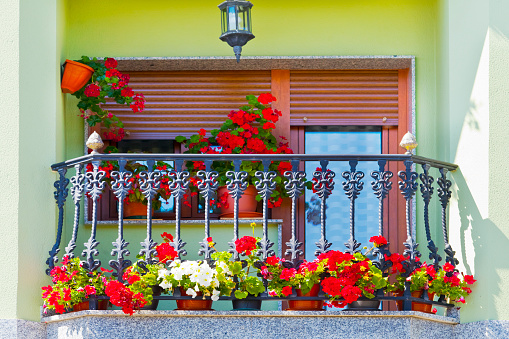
100 70 271 139
290 70 399 126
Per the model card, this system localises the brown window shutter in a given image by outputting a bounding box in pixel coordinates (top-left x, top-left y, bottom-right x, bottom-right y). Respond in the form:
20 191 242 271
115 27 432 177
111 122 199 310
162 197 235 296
100 70 272 140
289 70 399 126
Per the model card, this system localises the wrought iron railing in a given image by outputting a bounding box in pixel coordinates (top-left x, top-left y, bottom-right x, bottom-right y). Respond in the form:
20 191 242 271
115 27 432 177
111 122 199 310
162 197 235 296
47 150 458 312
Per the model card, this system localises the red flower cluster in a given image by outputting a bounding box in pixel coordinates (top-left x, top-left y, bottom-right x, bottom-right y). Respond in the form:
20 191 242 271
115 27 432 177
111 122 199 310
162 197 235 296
279 268 297 281
318 250 355 271
266 256 281 266
369 236 387 247
281 286 293 297
235 235 258 255
41 286 71 314
105 280 147 315
104 57 118 69
298 261 319 274
442 262 455 272
384 253 407 274
258 93 277 105
155 242 178 264
84 84 100 97
121 87 134 97
130 93 145 113
267 196 282 208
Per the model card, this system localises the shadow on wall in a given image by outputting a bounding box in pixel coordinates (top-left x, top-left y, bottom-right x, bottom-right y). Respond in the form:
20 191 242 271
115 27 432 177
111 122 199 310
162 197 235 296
454 168 509 321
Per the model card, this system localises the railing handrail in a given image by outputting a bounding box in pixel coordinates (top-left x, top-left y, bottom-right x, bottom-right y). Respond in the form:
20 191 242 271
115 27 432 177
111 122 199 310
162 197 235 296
50 153 458 172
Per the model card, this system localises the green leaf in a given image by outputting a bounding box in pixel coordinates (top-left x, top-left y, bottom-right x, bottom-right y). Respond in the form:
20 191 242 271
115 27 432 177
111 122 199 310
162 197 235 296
175 136 186 143
235 290 248 299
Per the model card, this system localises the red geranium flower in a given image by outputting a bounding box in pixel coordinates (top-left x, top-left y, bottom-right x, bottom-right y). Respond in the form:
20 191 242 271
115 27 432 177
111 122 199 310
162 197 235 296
442 262 455 272
281 286 293 297
258 93 276 105
84 84 100 97
464 275 476 285
369 235 387 247
104 58 118 69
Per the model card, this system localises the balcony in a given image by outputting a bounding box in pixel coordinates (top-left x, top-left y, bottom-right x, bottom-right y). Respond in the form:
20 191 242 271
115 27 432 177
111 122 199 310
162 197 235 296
42 147 467 338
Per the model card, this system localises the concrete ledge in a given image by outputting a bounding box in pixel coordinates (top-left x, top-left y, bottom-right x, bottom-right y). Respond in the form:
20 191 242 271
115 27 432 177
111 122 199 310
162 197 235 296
42 311 458 339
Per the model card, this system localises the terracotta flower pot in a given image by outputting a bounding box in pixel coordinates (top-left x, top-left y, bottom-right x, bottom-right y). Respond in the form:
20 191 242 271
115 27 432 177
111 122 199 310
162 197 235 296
61 59 94 94
72 299 109 312
287 284 324 311
217 185 262 219
124 201 151 219
176 287 213 310
393 290 435 313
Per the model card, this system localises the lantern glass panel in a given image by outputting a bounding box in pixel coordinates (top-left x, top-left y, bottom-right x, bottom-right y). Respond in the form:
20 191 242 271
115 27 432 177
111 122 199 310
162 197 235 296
228 5 237 31
221 8 227 34
238 6 248 31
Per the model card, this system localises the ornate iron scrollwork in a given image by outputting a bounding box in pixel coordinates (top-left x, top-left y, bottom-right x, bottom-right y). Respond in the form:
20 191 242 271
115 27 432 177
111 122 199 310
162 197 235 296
342 160 364 254
169 159 189 259
437 168 459 268
81 162 105 272
64 165 85 259
284 160 305 262
109 160 133 280
197 160 219 259
226 160 248 260
313 160 335 256
46 168 69 275
255 159 276 260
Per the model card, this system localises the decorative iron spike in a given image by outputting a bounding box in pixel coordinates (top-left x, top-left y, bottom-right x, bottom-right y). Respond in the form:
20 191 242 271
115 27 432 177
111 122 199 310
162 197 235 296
313 160 334 256
64 164 85 259
342 160 364 254
168 159 189 258
255 159 276 259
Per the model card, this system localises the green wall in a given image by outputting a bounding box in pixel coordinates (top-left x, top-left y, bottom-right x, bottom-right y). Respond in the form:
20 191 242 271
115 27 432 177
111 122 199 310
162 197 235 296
0 0 66 322
438 0 509 322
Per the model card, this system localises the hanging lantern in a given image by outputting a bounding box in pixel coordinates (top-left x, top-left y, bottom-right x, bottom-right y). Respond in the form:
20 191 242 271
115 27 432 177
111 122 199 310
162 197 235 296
218 0 255 63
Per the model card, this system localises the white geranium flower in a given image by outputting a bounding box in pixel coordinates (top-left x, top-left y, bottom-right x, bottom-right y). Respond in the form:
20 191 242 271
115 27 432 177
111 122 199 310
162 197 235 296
211 289 220 301
194 284 200 291
187 287 198 298
158 268 170 280
160 280 172 290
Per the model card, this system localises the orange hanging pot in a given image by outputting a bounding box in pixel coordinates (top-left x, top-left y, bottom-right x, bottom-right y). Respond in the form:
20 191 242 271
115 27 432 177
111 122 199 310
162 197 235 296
61 59 94 94
393 289 435 313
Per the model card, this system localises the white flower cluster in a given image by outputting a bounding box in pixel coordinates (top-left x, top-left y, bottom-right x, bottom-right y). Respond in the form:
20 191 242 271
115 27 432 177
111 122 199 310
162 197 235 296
158 260 221 301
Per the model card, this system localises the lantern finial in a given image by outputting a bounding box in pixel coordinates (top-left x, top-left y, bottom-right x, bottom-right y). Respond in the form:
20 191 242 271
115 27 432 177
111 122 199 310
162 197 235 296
400 132 418 154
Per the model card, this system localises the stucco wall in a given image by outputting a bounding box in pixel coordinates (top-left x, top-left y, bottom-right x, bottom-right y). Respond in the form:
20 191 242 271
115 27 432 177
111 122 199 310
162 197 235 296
439 0 509 322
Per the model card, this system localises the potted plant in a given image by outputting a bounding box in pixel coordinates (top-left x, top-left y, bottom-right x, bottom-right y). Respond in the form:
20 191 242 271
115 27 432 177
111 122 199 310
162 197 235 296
66 56 145 142
212 232 265 310
428 263 475 307
41 257 110 314
176 93 300 217
317 250 387 310
158 259 224 310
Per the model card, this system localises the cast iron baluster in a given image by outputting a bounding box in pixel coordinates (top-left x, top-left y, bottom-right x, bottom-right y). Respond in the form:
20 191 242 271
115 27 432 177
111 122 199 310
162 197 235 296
420 163 441 271
255 159 276 260
82 161 105 272
370 160 393 237
46 168 69 275
398 159 420 310
138 159 161 268
313 160 334 256
342 160 364 254
64 165 85 259
284 160 305 263
226 160 248 260
370 160 393 273
109 160 133 280
169 159 189 258
437 168 459 268
197 160 219 259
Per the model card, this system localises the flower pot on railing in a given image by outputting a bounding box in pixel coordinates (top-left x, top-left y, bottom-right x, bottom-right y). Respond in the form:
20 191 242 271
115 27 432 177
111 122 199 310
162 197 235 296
287 284 324 311
61 59 94 94
176 287 213 310
124 201 152 219
140 285 163 310
217 185 261 219
72 299 109 312
232 296 262 311
345 299 380 311
393 290 435 313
